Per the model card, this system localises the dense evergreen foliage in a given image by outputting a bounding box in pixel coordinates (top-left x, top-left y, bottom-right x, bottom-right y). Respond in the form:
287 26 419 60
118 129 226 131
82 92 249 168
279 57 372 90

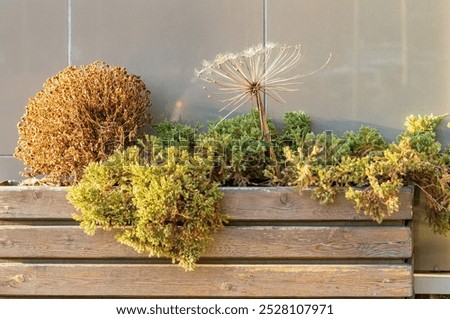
68 111 450 269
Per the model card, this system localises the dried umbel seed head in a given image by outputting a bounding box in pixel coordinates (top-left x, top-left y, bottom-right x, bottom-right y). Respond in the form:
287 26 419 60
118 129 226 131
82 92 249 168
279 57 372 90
195 43 331 164
15 61 152 185
195 43 331 124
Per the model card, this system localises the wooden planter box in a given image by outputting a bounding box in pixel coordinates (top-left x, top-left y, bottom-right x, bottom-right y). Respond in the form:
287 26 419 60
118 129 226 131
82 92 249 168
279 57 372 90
0 186 413 298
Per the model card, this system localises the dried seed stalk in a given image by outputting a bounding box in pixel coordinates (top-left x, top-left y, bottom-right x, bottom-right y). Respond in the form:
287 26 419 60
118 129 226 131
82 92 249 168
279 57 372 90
195 43 330 163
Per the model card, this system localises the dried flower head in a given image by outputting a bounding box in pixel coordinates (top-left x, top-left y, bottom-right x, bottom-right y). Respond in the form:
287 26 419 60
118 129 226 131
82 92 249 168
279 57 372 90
195 43 331 122
195 43 330 163
15 61 152 185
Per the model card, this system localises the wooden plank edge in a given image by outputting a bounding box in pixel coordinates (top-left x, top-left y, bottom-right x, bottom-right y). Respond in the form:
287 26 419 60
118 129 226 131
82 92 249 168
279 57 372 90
0 263 413 298
0 186 413 221
0 225 412 259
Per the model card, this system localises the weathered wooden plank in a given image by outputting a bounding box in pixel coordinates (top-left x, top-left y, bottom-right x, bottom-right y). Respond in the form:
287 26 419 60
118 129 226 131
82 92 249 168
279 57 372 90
0 225 412 259
208 226 412 259
0 187 73 220
0 263 413 297
0 186 413 221
221 187 413 221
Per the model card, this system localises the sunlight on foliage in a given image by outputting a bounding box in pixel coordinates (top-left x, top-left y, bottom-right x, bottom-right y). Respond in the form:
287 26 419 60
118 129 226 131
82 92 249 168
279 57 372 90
15 61 151 185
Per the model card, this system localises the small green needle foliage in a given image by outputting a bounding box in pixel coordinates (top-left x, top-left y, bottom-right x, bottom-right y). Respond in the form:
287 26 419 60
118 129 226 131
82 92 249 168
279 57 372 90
68 110 450 272
280 114 449 233
68 143 226 271
197 109 278 186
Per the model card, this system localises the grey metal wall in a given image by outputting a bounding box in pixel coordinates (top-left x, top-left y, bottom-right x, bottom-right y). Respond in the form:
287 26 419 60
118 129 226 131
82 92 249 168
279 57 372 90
1 0 449 181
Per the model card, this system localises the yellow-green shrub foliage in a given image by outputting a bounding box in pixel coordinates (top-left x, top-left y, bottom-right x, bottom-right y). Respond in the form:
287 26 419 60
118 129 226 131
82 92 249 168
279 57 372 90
345 114 449 229
15 61 151 185
280 114 450 232
68 142 226 271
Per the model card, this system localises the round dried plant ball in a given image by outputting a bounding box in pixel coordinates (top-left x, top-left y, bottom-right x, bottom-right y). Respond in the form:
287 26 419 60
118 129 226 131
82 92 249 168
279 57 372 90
15 61 152 185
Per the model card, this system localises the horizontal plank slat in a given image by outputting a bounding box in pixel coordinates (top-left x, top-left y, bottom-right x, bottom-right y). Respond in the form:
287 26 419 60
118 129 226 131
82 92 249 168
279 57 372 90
208 226 412 259
0 225 412 259
0 186 413 221
221 187 413 221
0 263 413 297
0 187 73 220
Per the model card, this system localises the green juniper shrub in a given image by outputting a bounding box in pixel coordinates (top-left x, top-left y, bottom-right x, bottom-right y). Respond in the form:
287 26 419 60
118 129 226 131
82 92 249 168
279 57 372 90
68 110 450 272
277 130 359 204
67 146 141 234
68 140 226 271
280 111 312 149
279 113 449 231
152 120 200 152
342 126 388 157
344 115 449 226
197 109 279 186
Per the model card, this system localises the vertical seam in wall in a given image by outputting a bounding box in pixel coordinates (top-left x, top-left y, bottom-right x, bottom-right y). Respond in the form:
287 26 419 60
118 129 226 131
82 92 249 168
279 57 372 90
351 0 359 115
67 0 72 66
263 0 268 111
263 0 268 46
